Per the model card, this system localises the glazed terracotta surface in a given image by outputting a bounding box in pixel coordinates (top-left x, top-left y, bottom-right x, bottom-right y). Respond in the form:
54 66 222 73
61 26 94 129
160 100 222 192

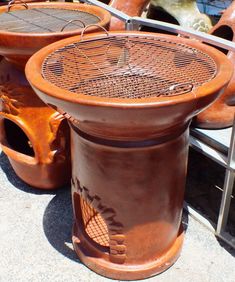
0 2 111 188
26 31 232 278
194 1 235 129
0 58 71 188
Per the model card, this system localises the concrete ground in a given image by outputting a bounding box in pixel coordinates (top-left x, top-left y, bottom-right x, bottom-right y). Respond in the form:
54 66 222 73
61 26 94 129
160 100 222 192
0 149 235 282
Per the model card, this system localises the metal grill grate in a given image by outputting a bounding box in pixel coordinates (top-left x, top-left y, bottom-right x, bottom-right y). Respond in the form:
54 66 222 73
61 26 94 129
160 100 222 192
80 197 109 247
42 35 217 99
0 8 100 33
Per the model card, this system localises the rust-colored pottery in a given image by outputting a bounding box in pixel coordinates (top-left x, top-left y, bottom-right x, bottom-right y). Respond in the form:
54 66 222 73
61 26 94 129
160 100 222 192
109 0 149 30
0 2 111 189
26 31 232 278
194 1 235 129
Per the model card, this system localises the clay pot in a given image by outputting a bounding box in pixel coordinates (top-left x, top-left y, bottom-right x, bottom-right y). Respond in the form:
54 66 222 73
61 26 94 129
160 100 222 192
26 31 232 278
108 0 212 32
109 0 149 30
0 2 111 189
0 0 45 72
148 0 212 32
194 1 235 129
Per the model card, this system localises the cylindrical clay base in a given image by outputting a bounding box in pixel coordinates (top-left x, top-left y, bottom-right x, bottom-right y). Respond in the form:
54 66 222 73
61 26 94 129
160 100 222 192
71 125 188 280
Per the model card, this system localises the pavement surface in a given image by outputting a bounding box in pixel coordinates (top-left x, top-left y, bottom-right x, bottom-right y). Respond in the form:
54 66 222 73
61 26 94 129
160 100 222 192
0 149 235 282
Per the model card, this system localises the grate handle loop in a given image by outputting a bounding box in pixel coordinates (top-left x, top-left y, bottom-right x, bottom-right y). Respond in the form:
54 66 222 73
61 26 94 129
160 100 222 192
80 24 109 41
60 19 86 32
7 0 28 12
169 83 193 94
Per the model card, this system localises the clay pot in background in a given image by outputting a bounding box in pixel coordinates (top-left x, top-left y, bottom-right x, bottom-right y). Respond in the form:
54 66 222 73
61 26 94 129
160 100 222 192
0 2 111 189
108 0 212 32
194 1 235 129
147 0 212 32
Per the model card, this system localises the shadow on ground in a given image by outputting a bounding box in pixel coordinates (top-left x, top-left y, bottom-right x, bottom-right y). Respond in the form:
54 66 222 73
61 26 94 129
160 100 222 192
43 186 80 262
0 151 56 195
182 210 189 232
0 150 77 260
217 237 235 256
43 184 189 262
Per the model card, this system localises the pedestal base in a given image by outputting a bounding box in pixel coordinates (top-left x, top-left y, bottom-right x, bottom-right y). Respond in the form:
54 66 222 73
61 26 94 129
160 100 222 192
72 222 184 280
70 125 188 280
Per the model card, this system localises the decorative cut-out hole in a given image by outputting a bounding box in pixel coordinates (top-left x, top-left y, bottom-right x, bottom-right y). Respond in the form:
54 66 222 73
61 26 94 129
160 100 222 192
80 197 109 247
4 119 35 157
212 25 234 55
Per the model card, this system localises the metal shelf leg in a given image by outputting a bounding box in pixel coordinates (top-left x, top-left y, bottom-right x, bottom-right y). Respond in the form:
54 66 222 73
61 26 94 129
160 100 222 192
217 117 235 235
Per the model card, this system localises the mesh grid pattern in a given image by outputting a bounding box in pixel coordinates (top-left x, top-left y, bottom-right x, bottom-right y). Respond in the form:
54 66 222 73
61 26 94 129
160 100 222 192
0 8 100 33
42 35 217 99
80 197 109 247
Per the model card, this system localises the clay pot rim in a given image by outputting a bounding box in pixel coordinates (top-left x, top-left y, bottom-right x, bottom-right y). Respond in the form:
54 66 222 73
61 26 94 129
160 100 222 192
209 22 235 50
0 2 111 38
26 30 233 109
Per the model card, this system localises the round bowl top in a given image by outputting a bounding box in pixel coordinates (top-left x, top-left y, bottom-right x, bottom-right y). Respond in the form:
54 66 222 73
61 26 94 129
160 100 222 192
0 2 111 37
0 2 110 66
26 31 232 107
0 6 99 34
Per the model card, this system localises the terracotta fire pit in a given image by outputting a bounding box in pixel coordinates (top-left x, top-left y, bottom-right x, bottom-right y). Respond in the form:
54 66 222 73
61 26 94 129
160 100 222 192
26 31 232 278
0 2 110 189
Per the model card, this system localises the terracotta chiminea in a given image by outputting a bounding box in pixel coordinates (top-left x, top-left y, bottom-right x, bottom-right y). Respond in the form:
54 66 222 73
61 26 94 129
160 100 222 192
194 1 235 129
0 2 110 189
26 31 232 279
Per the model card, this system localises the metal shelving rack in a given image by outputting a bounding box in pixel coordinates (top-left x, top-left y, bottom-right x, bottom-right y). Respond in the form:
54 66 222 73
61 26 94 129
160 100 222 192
189 124 235 248
82 0 235 248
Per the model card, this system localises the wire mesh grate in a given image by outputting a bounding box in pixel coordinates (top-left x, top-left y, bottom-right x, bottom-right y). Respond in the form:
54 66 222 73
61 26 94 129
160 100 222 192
42 35 217 99
80 197 109 247
0 8 100 33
